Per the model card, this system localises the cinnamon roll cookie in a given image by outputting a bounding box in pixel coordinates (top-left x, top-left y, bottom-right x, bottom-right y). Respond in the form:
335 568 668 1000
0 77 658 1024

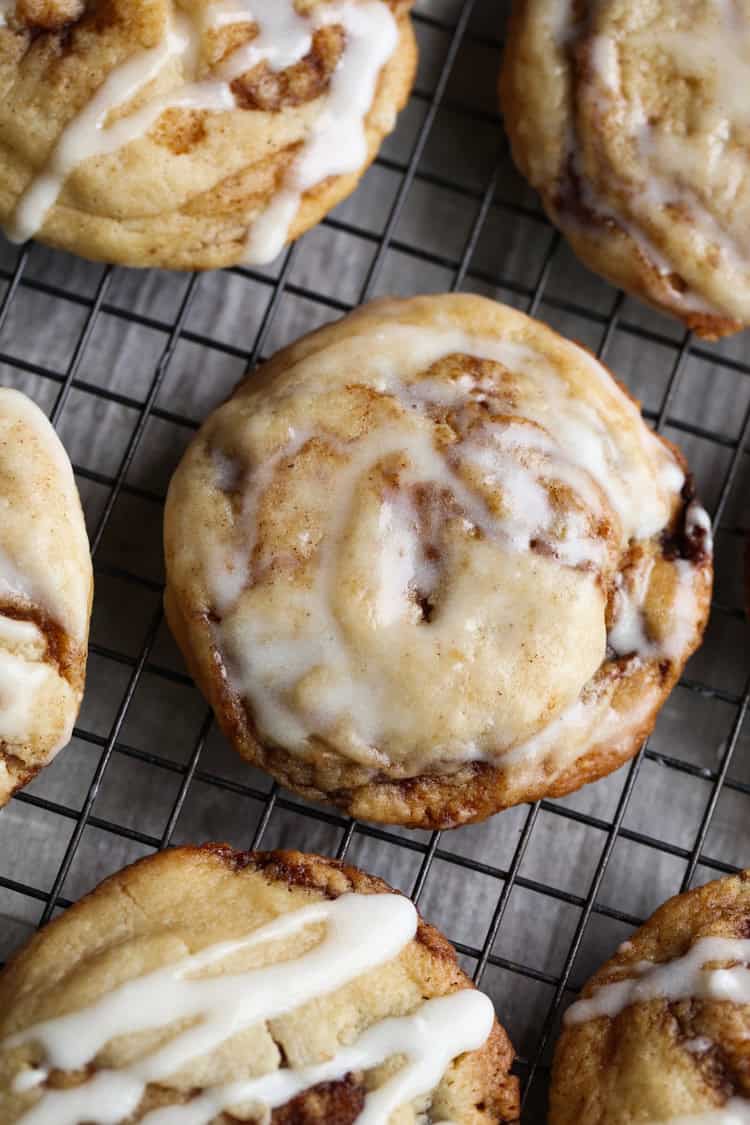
551 870 750 1124
163 294 712 828
501 0 750 338
0 845 520 1124
0 388 92 806
0 0 416 269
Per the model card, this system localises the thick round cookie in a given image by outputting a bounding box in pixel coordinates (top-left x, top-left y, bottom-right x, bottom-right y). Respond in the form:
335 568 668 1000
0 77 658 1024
0 844 520 1124
0 388 92 806
0 0 416 269
501 0 750 338
164 294 712 828
551 870 750 1124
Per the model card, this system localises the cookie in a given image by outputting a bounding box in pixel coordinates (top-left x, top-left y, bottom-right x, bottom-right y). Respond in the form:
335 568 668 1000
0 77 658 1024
0 0 416 269
0 388 92 806
0 844 520 1123
551 870 750 1124
501 0 750 338
163 293 712 828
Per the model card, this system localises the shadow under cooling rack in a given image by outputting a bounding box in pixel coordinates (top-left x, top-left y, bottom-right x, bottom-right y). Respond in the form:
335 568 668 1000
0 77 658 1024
0 1 749 1120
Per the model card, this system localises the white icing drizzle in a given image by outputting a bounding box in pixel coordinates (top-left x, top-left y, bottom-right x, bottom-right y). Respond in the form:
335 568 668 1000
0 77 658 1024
5 15 233 245
215 0 312 75
0 613 73 752
244 2 398 263
0 649 53 744
686 500 714 554
500 672 662 784
608 558 701 662
11 1071 47 1095
609 497 711 661
565 935 750 1124
0 388 88 638
3 1 399 264
567 147 722 317
219 421 524 760
565 936 750 1025
0 614 42 648
579 0 750 315
3 892 496 1125
0 545 41 622
684 1036 714 1054
203 323 706 768
608 556 656 658
356 327 684 545
0 389 90 761
589 34 619 92
0 0 13 28
209 425 312 615
136 992 493 1125
666 560 704 658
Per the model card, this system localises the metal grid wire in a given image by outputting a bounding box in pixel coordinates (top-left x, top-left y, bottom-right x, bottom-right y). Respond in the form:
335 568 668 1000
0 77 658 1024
0 0 749 1119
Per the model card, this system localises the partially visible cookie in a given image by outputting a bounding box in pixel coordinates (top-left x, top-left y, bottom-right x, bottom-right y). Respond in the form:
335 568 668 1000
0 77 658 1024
0 0 417 269
0 844 520 1123
551 871 750 1124
501 0 750 338
0 388 92 805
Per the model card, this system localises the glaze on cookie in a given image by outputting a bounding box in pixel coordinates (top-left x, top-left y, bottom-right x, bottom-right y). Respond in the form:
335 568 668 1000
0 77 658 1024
0 388 92 805
0 845 519 1123
0 0 416 269
164 294 712 827
551 871 750 1124
501 0 750 337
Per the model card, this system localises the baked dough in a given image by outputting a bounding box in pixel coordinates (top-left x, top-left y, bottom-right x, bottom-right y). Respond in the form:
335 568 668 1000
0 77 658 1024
501 0 750 338
164 294 713 828
550 870 750 1124
0 844 520 1124
0 0 416 269
0 387 92 806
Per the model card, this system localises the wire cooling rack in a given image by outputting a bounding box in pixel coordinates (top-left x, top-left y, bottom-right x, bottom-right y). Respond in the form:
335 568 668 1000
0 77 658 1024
0 0 749 1119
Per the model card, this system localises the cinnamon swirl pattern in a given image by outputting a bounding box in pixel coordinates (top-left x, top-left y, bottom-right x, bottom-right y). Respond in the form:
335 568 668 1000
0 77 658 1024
0 388 92 806
0 845 520 1124
164 294 712 828
501 0 750 338
0 0 416 269
551 871 750 1124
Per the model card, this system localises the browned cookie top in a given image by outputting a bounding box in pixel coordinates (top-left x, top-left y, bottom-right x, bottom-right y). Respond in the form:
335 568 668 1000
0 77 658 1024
551 870 750 1124
164 293 712 827
501 0 750 337
0 0 417 268
0 845 519 1123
